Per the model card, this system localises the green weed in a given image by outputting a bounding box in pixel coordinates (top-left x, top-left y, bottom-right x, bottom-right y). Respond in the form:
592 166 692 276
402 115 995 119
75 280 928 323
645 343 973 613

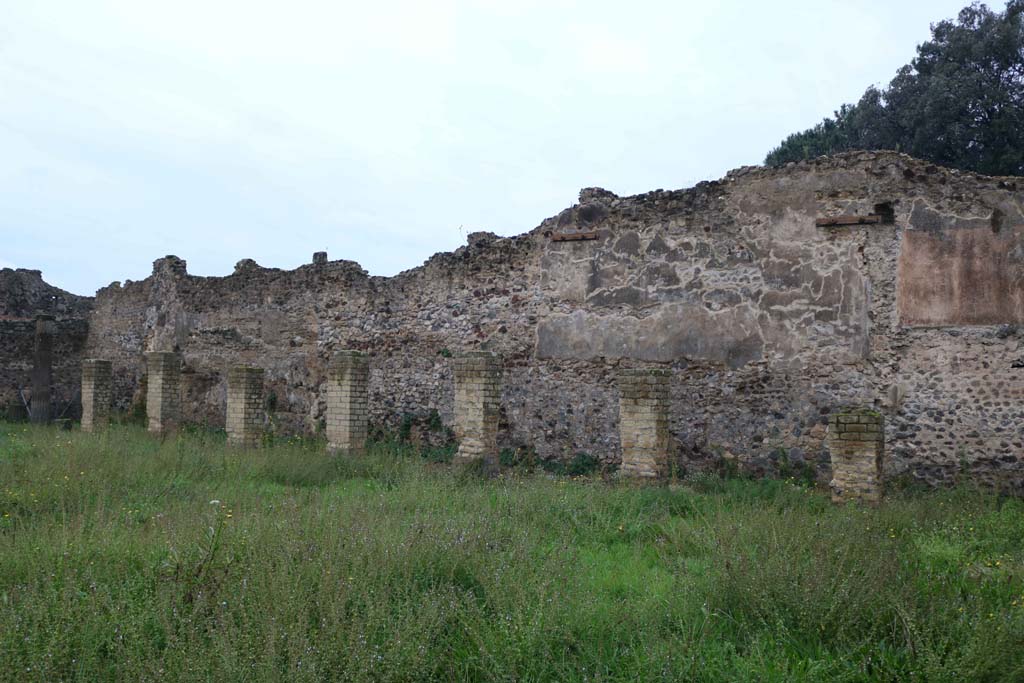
0 423 1022 681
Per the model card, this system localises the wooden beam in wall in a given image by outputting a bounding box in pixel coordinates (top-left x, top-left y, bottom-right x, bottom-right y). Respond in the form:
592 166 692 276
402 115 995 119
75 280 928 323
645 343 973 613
815 215 884 227
550 231 599 242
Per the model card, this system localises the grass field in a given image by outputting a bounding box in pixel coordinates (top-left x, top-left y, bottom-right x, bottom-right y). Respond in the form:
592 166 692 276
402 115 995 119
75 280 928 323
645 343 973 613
1 423 1023 682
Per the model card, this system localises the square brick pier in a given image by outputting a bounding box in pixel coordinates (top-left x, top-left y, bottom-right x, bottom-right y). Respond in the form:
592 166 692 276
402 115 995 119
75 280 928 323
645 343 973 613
452 352 502 472
326 350 369 454
81 359 112 432
618 368 672 479
827 408 885 503
227 366 265 448
145 352 180 435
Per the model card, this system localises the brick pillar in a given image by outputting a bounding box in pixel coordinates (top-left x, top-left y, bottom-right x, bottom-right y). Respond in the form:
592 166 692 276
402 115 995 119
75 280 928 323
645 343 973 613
618 368 672 479
226 366 264 448
452 352 502 471
326 350 369 454
30 315 55 423
145 351 180 435
827 408 884 503
81 359 112 432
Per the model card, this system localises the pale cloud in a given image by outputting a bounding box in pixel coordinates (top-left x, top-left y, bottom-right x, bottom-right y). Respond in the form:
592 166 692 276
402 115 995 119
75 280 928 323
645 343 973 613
568 23 651 76
0 0 977 295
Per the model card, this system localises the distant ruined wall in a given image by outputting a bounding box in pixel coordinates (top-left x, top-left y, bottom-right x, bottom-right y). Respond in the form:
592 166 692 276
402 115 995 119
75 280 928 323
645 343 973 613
0 268 94 319
0 269 93 418
66 151 1024 488
0 320 91 418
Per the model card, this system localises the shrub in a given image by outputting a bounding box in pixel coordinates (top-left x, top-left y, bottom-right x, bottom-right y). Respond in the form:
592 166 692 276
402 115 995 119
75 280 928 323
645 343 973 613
541 451 602 477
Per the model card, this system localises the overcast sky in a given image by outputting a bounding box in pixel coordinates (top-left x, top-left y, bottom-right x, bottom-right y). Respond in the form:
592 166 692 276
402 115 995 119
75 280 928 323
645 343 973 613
1 0 978 295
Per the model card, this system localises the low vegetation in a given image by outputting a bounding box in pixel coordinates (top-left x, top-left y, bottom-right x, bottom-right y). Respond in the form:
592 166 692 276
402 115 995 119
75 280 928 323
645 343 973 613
1 423 1023 681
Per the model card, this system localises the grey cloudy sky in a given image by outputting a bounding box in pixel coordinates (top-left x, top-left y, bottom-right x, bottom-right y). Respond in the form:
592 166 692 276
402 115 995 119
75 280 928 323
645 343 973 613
1 0 976 295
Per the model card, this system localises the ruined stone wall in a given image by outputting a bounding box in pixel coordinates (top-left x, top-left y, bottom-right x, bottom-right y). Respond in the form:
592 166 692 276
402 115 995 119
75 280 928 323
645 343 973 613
0 269 93 419
74 151 1024 489
0 318 90 419
0 268 93 319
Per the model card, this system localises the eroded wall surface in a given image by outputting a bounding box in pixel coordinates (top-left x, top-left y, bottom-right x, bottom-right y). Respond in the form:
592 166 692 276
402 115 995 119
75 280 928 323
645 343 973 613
0 269 93 418
66 151 1024 487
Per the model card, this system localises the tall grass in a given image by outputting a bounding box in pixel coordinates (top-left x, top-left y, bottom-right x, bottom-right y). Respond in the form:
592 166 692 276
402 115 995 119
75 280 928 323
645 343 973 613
1 423 1022 681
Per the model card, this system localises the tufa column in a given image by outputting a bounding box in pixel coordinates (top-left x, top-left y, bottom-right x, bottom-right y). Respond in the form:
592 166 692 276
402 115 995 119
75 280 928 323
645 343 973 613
30 314 56 423
81 359 112 432
618 368 672 479
827 408 885 503
326 350 369 455
226 366 265 448
452 351 502 471
145 351 180 435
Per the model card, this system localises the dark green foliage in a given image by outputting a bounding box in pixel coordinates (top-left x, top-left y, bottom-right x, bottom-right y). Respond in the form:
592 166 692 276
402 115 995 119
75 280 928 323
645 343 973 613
714 454 742 480
2 423 1024 681
398 412 415 442
394 412 456 463
540 451 603 476
776 447 818 487
118 395 148 426
425 409 444 433
500 445 539 470
766 1 1024 176
419 442 457 464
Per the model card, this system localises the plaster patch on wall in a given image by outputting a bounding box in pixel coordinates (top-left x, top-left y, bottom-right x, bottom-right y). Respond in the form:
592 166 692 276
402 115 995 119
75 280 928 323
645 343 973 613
536 304 764 367
898 223 1024 326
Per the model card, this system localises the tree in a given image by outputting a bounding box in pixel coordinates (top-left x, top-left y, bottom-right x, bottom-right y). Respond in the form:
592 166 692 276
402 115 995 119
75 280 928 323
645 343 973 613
765 1 1024 176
